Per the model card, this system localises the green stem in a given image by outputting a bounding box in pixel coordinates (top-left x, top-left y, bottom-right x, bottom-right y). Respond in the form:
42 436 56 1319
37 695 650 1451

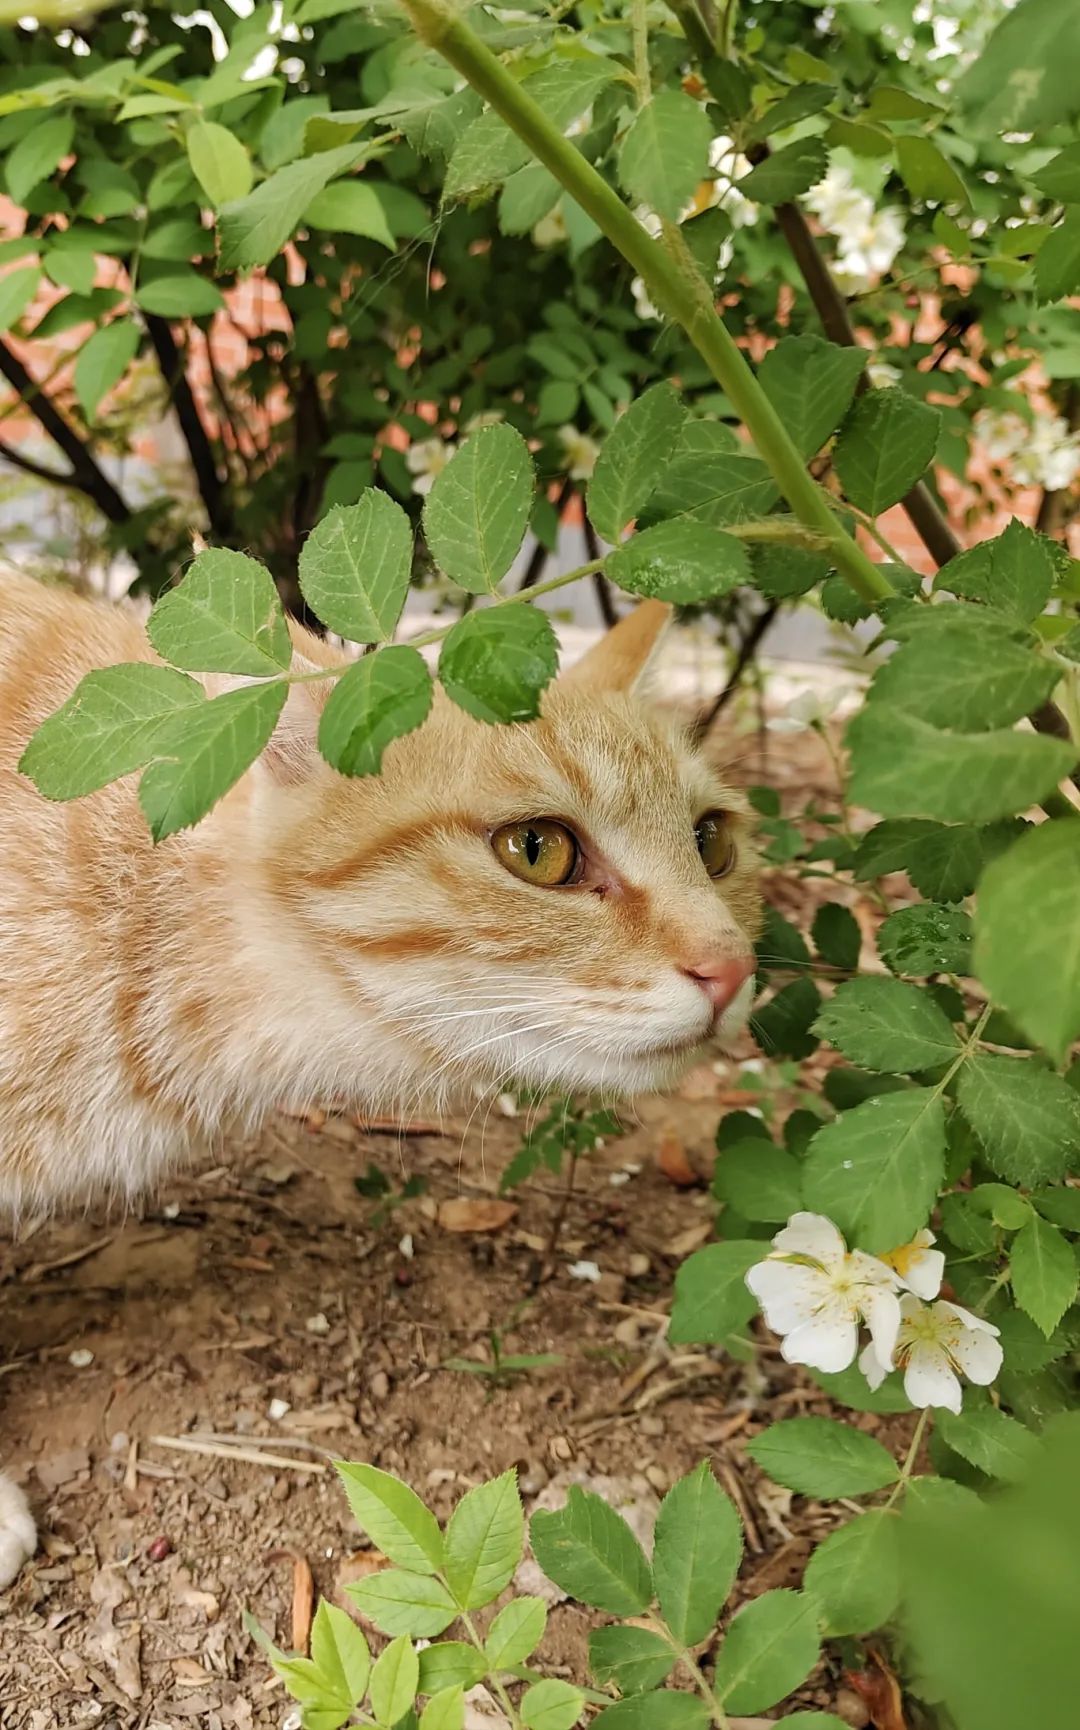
885 1406 930 1510
631 0 651 104
645 1615 730 1730
397 0 894 612
457 1606 523 1730
664 0 715 63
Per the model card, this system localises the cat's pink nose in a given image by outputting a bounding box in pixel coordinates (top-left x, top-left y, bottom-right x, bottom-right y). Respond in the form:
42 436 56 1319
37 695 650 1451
683 954 755 1017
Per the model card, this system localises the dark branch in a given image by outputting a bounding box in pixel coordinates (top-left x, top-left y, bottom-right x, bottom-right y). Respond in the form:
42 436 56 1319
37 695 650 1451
0 438 71 486
0 338 132 525
693 600 778 743
143 315 230 539
519 476 573 590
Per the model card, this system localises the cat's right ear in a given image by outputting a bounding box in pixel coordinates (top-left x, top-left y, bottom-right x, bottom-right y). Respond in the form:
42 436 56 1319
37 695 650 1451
560 599 672 695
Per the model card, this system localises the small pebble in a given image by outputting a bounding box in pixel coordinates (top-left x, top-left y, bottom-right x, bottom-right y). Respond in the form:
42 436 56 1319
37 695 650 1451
645 1464 668 1493
567 1260 601 1283
369 1370 390 1400
549 1435 573 1462
608 1171 631 1187
627 1253 651 1278
267 1398 291 1423
271 1475 292 1503
68 1349 94 1369
146 1535 172 1564
305 1313 331 1336
163 1202 181 1220
518 1460 549 1496
291 1372 320 1400
398 1233 414 1261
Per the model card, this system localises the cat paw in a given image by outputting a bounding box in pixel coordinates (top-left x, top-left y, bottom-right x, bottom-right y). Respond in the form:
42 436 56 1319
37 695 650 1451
0 1472 36 1588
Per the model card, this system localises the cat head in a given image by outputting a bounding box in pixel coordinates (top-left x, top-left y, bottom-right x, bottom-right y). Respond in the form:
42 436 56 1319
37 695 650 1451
246 602 761 1102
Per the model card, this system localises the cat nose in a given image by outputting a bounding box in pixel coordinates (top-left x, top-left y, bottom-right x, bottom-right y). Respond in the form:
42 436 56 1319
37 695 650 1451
683 953 755 1017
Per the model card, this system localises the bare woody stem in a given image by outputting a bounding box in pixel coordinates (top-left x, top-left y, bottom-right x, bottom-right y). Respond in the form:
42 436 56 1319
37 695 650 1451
396 0 894 612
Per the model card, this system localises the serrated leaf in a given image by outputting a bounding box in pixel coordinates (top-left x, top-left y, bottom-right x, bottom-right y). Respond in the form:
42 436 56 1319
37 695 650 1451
869 612 1057 732
0 264 42 332
1010 1214 1078 1335
445 57 617 197
935 1404 1039 1482
642 444 778 529
310 1600 372 1708
813 977 960 1073
746 1418 899 1498
811 902 861 971
617 89 711 222
138 682 287 841
712 1139 803 1224
847 705 1075 824
370 1634 419 1728
335 1464 445 1574
521 1680 584 1730
587 383 686 544
439 605 558 724
420 1687 464 1730
444 1470 523 1610
713 1589 820 1713
739 138 829 204
592 1696 708 1730
136 271 225 318
6 112 72 202
587 1627 674 1697
147 548 291 676
1035 208 1080 303
894 135 968 205
803 1511 899 1636
299 492 413 643
347 1569 458 1638
803 1088 946 1252
187 118 253 207
852 817 1008 902
935 520 1055 624
1033 143 1080 202
417 1644 485 1695
652 1462 741 1645
318 646 432 778
753 976 824 1061
423 425 533 593
957 1055 1080 1185
834 389 940 514
752 541 828 600
878 905 972 977
1032 1187 1080 1231
757 335 866 459
668 1240 761 1345
305 179 395 247
218 143 366 270
529 1486 652 1616
607 520 749 604
19 663 204 799
74 318 140 422
975 820 1080 1061
485 1598 546 1671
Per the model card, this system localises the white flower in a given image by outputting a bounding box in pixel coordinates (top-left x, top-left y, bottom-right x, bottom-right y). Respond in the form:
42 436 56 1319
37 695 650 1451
405 436 454 495
568 1259 601 1282
973 407 1027 463
1015 414 1080 491
634 204 663 241
836 206 906 280
806 167 905 288
557 425 600 480
806 167 874 237
868 360 902 390
705 135 759 228
532 207 568 249
879 1228 945 1300
860 1293 1003 1414
767 687 842 734
631 275 661 322
745 1212 903 1375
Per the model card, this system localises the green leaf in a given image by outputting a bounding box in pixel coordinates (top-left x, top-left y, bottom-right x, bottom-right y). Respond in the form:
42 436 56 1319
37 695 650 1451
19 664 204 800
370 1634 420 1728
318 647 433 778
617 89 711 222
757 335 866 460
739 137 829 204
445 57 617 197
335 1464 445 1574
869 613 1058 732
803 1088 946 1252
668 1241 761 1345
752 542 828 600
439 605 558 724
847 705 1076 824
299 492 413 643
607 520 749 605
652 1463 741 1646
529 1486 652 1616
811 902 862 971
642 443 778 529
187 118 253 207
218 144 366 270
1011 1214 1078 1336
587 1627 675 1697
975 820 1080 1061
521 1680 584 1730
0 265 42 332
713 1589 820 1714
305 179 396 247
138 682 287 841
1033 143 1080 202
74 318 140 422
6 112 72 202
420 1688 464 1730
1035 207 1080 303
834 389 940 515
956 0 1080 131
935 1405 1039 1482
310 1600 372 1708
444 1469 523 1610
712 1140 803 1224
147 548 291 676
136 271 225 318
813 977 960 1073
746 1418 899 1499
423 425 533 593
591 1696 708 1730
878 905 972 977
485 1598 546 1671
853 817 1014 902
936 521 1056 625
1032 1187 1080 1231
346 1569 458 1638
587 383 686 544
753 977 823 1061
957 1056 1080 1185
803 1511 899 1636
417 1644 485 1695
894 135 968 205
42 245 95 295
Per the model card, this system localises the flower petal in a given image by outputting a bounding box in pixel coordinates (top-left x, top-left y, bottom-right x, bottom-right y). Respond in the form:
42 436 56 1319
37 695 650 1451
950 1324 1004 1387
858 1339 887 1391
745 1259 826 1334
771 1212 847 1268
781 1313 858 1373
861 1284 902 1374
938 1300 1000 1339
903 1341 963 1414
903 1248 946 1301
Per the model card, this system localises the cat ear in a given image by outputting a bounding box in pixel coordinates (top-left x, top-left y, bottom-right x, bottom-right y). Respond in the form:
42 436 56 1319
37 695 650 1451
561 599 672 695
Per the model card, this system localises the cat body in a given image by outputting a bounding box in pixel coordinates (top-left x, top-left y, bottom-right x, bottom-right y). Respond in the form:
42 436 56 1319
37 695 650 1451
0 571 761 1584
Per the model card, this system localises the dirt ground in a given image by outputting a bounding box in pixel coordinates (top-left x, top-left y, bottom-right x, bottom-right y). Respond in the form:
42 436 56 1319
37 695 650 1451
0 725 909 1730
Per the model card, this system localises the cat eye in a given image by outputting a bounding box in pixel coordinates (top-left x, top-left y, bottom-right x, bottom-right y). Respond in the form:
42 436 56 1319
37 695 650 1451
696 811 736 879
492 819 581 888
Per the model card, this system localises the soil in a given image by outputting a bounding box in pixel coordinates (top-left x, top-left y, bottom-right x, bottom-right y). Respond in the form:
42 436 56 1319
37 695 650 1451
0 724 910 1730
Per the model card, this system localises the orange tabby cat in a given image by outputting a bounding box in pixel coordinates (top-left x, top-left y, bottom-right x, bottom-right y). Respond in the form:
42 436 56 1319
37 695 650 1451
0 572 761 1584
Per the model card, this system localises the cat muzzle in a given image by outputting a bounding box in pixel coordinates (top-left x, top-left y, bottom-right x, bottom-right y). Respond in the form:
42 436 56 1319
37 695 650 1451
683 954 756 1021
